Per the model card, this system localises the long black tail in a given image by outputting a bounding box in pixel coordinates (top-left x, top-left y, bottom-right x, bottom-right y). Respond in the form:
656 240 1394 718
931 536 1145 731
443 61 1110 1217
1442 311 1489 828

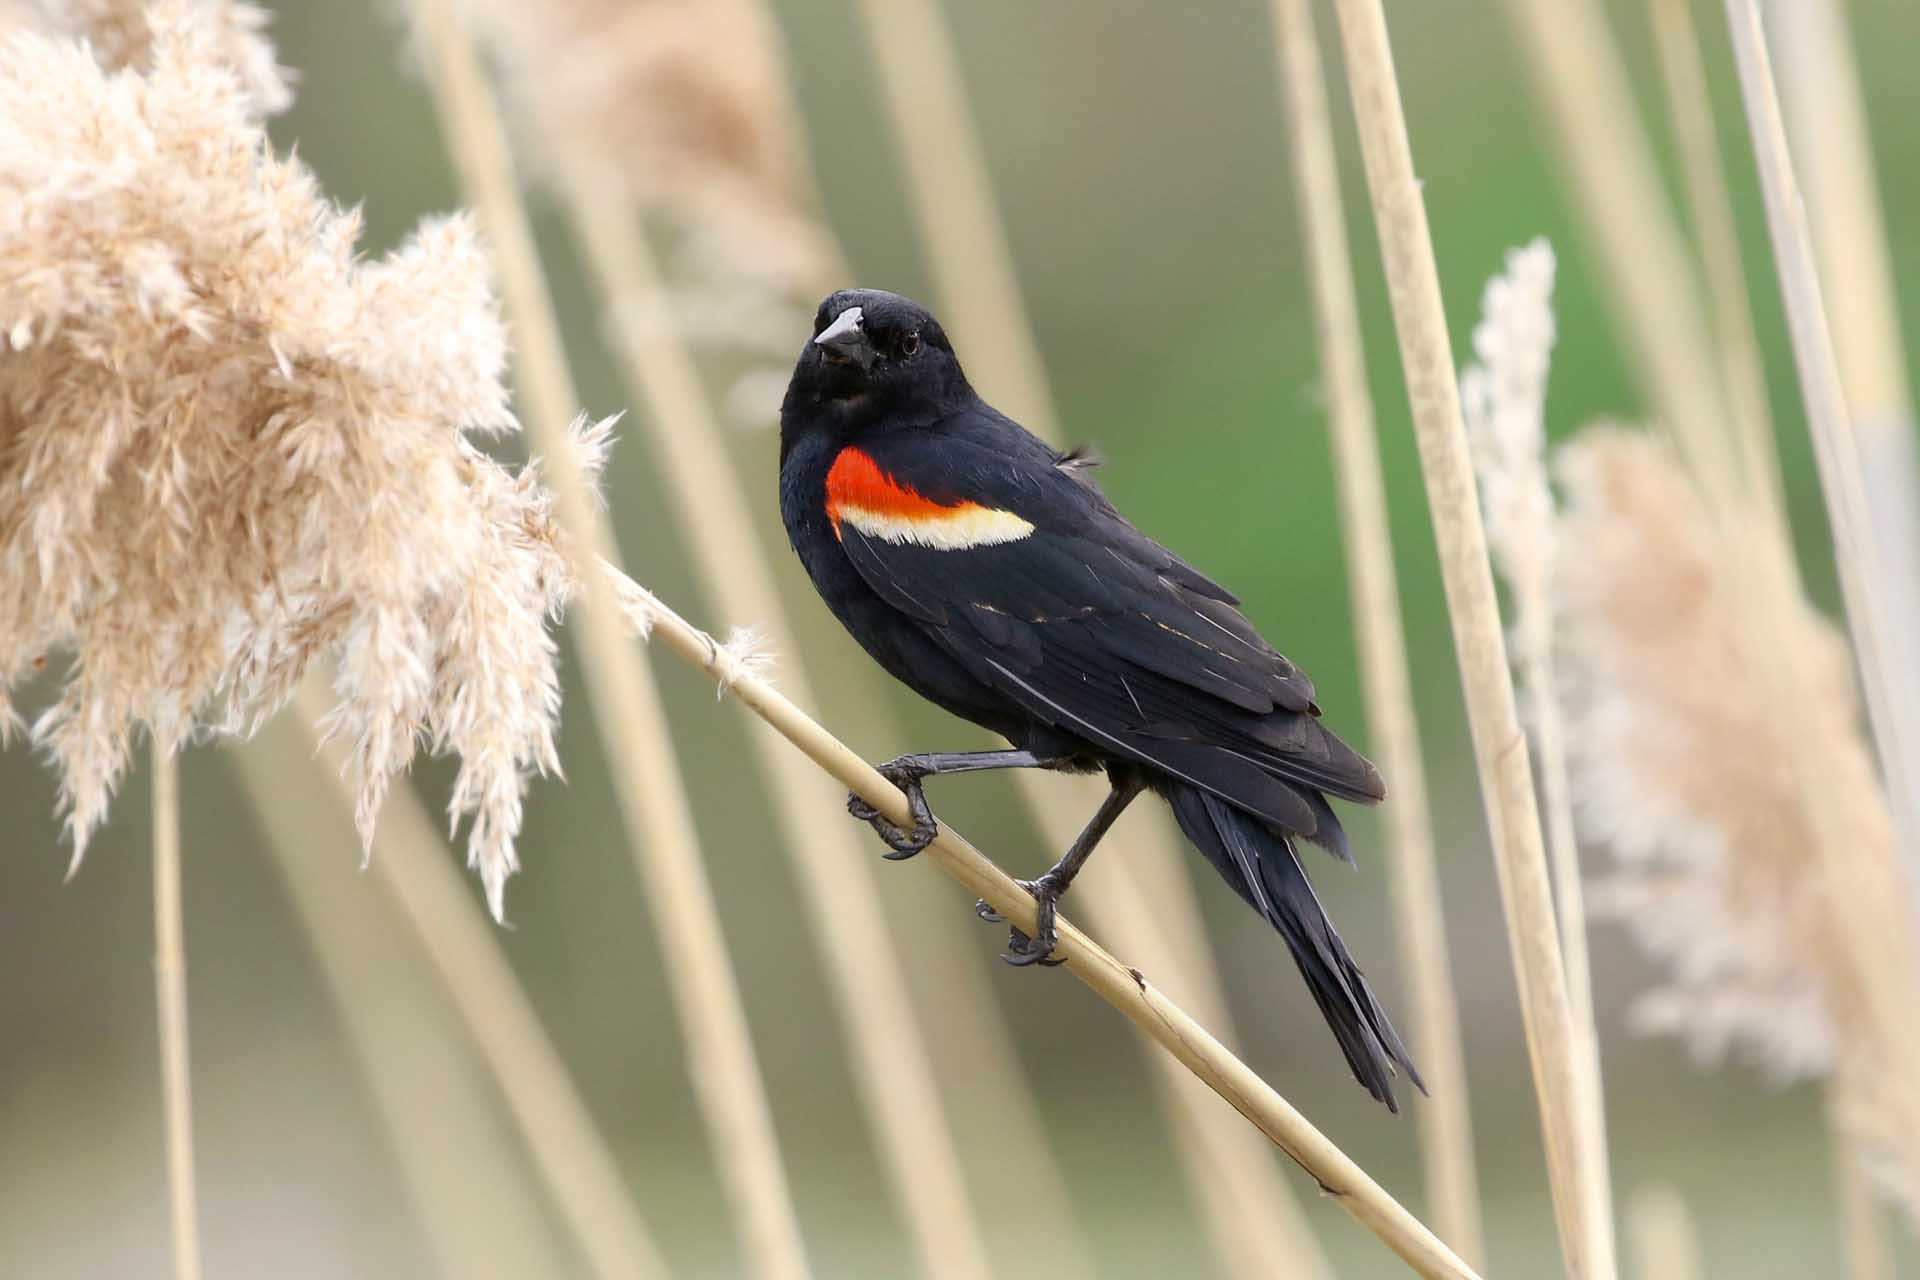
1167 784 1424 1111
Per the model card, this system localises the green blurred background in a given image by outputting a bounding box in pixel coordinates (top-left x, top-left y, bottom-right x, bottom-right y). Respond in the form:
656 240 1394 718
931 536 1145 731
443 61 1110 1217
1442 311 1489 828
3 0 1917 1275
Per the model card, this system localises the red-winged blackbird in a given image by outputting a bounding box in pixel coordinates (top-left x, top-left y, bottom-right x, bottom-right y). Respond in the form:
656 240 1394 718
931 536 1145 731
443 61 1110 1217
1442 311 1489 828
779 288 1421 1109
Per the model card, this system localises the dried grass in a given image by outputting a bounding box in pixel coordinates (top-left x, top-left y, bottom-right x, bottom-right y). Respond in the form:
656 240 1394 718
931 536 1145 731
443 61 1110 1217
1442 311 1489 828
0 1 598 917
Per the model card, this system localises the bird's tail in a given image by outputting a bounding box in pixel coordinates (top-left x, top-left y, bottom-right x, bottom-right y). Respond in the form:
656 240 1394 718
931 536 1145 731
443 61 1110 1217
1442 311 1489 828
1167 784 1424 1111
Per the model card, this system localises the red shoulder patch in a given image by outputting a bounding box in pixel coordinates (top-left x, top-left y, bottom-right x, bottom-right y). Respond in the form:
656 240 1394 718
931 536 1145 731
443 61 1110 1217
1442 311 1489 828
825 446 1035 550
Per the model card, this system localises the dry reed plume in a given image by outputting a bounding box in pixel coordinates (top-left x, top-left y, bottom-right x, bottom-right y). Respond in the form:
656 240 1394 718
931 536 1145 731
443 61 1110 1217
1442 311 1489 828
1555 427 1920 1223
0 1 607 918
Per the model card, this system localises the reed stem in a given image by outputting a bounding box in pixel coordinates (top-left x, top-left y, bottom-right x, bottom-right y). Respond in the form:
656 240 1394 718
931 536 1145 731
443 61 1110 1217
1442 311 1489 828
151 744 202 1280
1267 0 1485 1259
1328 1 1616 1274
555 162 1001 1280
406 2 812 1275
1624 1184 1703 1280
610 567 1483 1280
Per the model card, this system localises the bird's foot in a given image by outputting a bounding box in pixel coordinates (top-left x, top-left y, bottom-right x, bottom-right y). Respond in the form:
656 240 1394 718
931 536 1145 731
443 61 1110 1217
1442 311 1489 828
997 874 1067 968
846 755 938 860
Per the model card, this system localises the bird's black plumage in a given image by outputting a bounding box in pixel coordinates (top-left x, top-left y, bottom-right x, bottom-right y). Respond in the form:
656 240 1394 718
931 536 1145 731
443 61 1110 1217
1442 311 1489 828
779 288 1421 1109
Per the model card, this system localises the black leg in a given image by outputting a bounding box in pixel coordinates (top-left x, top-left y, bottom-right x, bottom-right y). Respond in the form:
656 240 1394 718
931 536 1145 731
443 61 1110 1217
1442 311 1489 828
847 750 1069 860
993 777 1145 967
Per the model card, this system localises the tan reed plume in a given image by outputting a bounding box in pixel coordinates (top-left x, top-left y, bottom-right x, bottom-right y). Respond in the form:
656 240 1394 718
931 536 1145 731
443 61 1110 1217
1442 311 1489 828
1268 0 1484 1258
1554 426 1920 1226
404 1 816 1275
0 1 595 920
451 3 1059 1272
1328 2 1616 1275
606 565 1482 1280
843 7 1342 1271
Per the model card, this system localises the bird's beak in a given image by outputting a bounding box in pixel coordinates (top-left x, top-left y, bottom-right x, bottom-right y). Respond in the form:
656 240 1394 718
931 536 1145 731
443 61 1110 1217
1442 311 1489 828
813 306 875 371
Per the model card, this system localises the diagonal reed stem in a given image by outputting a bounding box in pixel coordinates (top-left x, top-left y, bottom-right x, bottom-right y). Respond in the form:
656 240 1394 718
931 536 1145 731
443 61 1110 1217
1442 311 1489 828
404 2 812 1276
150 744 202 1280
1328 1 1617 1275
610 566 1481 1280
554 165 1000 1280
1266 0 1485 1261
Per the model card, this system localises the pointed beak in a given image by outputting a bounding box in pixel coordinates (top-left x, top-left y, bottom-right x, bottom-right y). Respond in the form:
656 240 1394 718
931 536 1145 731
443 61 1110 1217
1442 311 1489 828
813 306 875 371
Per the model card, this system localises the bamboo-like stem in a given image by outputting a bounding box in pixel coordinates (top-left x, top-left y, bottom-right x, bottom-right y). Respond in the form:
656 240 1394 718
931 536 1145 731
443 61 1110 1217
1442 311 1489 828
1266 0 1484 1260
1495 0 1742 517
1087 857 1336 1280
845 2 1337 1266
404 3 812 1276
848 0 1058 438
610 567 1483 1280
1720 0 1920 946
150 744 202 1280
554 168 1001 1280
287 679 668 1278
231 722 607 1279
1646 0 1787 533
1624 1184 1703 1280
1829 1093 1892 1280
1328 2 1616 1276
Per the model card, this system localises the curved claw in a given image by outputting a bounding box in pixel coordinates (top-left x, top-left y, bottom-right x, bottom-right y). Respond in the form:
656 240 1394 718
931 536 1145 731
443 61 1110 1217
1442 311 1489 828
973 899 1004 924
846 769 937 860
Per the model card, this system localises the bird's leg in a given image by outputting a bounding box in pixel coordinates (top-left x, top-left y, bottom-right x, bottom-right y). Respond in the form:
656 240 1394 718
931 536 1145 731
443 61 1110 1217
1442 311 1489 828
848 750 1065 861
997 777 1145 967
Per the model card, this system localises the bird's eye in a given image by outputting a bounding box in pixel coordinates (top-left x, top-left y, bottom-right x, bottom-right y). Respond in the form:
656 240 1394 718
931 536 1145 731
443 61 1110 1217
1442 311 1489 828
901 330 921 357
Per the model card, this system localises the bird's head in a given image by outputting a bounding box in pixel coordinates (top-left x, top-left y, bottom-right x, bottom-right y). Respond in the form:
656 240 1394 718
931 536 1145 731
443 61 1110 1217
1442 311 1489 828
780 289 971 446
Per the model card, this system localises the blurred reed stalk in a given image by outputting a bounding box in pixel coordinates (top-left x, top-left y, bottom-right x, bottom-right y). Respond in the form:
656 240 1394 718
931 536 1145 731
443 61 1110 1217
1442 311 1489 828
233 714 620 1279
1829 1093 1892 1280
403 2 813 1275
1327 2 1616 1277
1720 0 1920 982
149 745 201 1280
1645 0 1786 532
1266 0 1484 1261
553 169 998 1280
612 571 1482 1280
1764 0 1920 729
849 0 1058 437
844 2 1340 1272
290 677 668 1278
1624 1185 1702 1280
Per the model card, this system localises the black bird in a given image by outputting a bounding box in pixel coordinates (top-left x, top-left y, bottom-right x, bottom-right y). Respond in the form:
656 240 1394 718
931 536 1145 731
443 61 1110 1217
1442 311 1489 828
778 288 1422 1109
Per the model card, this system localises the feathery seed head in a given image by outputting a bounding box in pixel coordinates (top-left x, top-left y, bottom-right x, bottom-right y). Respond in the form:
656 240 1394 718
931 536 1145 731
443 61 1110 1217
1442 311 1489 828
0 2 603 919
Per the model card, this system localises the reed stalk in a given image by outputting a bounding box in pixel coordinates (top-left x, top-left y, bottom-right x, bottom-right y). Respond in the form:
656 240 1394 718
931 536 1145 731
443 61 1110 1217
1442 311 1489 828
232 719 602 1279
611 567 1482 1280
288 678 668 1278
1646 0 1786 532
1720 0 1920 955
404 3 812 1275
1267 0 1484 1259
150 744 201 1280
1829 1095 1893 1280
848 0 1059 438
1624 1184 1702 1280
1328 1 1615 1275
844 2 1340 1268
555 166 999 1280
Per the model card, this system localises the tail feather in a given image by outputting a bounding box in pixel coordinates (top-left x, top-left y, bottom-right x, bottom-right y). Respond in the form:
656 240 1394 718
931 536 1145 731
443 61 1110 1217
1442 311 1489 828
1167 784 1424 1110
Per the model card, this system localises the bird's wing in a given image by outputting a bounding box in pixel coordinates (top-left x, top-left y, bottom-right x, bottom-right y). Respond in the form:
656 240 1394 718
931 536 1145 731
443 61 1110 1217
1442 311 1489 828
824 431 1383 837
